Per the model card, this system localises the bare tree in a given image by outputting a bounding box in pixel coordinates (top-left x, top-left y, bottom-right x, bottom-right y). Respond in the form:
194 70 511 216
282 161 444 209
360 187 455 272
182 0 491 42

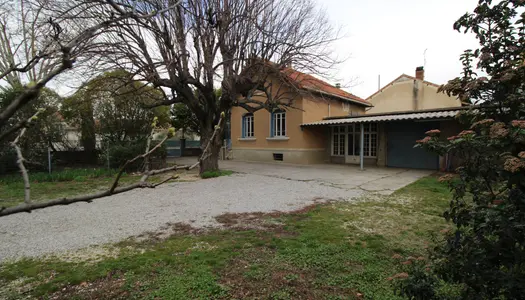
0 0 50 87
87 0 341 174
0 0 181 141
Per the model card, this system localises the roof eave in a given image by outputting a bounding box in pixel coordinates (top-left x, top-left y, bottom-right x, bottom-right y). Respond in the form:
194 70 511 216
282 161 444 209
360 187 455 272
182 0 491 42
300 107 471 127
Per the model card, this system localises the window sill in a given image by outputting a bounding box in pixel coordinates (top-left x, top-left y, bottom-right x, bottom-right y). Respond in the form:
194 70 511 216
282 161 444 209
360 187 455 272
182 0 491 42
266 136 290 141
238 137 256 141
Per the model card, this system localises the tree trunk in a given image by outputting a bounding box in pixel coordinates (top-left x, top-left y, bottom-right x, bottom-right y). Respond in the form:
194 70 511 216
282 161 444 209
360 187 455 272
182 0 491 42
199 123 222 174
80 102 96 151
199 143 220 174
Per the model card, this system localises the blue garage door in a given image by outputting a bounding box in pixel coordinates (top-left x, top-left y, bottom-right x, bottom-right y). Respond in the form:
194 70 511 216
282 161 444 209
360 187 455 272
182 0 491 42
386 121 439 169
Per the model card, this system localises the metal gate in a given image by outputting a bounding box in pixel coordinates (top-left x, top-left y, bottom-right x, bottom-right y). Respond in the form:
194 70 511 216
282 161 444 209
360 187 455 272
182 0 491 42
386 121 439 169
166 140 181 157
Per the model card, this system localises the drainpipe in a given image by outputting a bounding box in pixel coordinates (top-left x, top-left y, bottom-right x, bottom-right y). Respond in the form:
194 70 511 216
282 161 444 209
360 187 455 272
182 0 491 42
328 103 331 117
360 123 364 170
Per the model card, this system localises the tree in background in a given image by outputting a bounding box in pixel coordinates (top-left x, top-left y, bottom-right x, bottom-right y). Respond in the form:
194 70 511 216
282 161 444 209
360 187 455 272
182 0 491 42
0 87 67 173
93 71 170 143
396 1 525 299
62 88 97 152
63 70 171 168
171 103 199 139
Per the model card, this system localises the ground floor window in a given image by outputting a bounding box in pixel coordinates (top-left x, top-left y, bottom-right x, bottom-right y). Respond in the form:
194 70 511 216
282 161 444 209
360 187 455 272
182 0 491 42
242 113 254 138
332 126 345 156
347 123 377 157
271 110 286 137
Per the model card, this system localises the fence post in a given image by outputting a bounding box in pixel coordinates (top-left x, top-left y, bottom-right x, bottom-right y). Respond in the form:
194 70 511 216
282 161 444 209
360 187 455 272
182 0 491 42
180 138 186 157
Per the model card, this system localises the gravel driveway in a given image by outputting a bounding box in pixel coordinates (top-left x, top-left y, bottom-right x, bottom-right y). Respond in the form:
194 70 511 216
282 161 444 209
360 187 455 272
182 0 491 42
0 160 432 261
0 173 359 261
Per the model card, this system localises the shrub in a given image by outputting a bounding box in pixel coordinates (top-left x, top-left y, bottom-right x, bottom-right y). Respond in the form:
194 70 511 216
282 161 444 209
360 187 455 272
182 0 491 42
395 1 525 299
106 140 167 171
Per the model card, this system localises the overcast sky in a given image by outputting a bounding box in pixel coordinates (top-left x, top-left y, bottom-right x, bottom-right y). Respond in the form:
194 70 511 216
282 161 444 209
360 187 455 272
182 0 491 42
316 0 480 99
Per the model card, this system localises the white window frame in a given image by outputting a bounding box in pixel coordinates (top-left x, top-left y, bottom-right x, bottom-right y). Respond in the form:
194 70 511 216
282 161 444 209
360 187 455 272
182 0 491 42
347 123 377 158
273 111 286 137
363 123 378 158
242 113 254 138
332 125 346 156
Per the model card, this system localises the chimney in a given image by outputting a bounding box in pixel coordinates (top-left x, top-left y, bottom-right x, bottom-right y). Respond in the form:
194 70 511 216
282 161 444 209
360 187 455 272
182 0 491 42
415 66 425 80
335 83 341 88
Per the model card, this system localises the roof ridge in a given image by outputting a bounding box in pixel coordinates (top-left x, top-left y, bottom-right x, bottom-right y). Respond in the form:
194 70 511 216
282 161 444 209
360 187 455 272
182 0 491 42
366 74 443 100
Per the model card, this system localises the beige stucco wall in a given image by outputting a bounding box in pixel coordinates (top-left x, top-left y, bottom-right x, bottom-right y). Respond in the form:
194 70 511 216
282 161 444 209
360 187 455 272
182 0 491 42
302 95 364 123
231 81 365 163
231 94 305 150
232 148 327 164
366 77 461 114
231 97 364 150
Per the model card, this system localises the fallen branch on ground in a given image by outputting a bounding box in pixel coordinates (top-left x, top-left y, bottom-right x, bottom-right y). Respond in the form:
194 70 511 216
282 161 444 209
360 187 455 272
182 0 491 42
0 113 224 217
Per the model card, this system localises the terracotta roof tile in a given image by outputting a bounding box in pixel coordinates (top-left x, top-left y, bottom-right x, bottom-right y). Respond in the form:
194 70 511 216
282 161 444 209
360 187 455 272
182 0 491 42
282 68 370 106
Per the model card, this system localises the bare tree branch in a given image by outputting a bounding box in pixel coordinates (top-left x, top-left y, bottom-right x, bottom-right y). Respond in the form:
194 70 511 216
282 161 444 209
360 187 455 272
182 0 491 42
0 0 183 140
0 112 225 217
109 125 168 193
0 118 32 142
10 108 45 205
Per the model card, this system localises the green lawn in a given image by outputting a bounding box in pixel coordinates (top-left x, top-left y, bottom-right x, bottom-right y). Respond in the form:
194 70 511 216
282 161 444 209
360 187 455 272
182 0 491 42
0 168 191 208
0 175 452 299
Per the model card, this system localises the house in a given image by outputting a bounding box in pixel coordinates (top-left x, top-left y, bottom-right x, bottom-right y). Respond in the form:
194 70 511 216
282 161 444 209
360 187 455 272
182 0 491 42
231 68 372 164
231 66 464 170
366 67 462 114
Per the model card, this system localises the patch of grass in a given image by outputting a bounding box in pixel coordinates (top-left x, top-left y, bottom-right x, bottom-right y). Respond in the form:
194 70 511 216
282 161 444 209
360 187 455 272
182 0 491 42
0 175 452 299
200 169 234 179
0 168 184 208
0 168 120 184
394 174 452 216
0 174 135 209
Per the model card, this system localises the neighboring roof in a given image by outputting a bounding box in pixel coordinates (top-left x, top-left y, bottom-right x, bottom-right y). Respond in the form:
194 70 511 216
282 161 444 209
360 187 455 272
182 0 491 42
301 107 467 127
366 74 442 101
283 68 372 107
